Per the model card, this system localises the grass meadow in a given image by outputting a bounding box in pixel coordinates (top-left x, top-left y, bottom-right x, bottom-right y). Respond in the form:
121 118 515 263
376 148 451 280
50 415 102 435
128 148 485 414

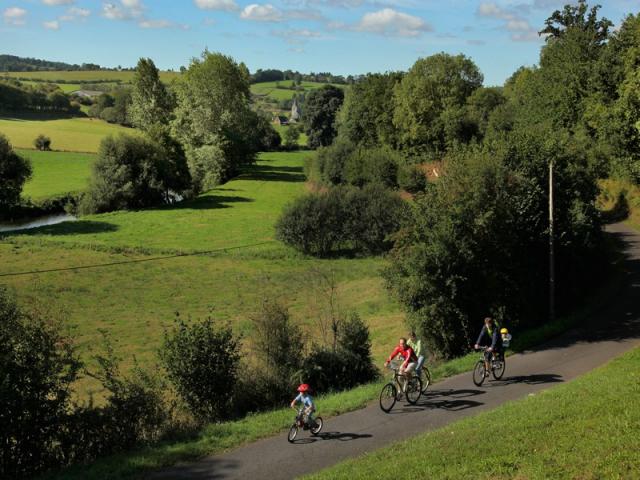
19 149 95 199
0 112 135 152
250 81 343 102
0 70 179 83
305 346 640 480
1 151 406 399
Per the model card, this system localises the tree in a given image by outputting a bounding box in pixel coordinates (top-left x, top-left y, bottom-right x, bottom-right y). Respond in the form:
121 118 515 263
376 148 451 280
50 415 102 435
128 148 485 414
303 85 344 149
80 134 189 214
129 58 173 131
0 134 32 214
337 72 403 148
172 51 259 192
0 286 80 478
465 87 507 139
393 53 483 157
284 124 302 149
160 316 240 421
34 134 51 151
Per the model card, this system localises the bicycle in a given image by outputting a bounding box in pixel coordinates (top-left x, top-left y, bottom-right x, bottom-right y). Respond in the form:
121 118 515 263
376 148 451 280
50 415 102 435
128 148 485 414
472 346 506 386
379 362 422 413
287 407 323 443
417 364 431 394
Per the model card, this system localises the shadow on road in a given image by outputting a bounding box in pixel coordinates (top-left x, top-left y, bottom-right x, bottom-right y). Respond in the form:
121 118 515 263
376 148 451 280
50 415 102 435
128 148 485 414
491 373 563 386
150 458 239 480
290 431 373 445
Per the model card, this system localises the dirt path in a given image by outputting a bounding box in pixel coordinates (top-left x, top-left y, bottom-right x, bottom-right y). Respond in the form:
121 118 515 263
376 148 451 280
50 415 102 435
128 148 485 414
150 223 640 480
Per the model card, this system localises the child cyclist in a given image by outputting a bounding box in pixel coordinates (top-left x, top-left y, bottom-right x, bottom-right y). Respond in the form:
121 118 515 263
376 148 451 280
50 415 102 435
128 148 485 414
290 383 317 427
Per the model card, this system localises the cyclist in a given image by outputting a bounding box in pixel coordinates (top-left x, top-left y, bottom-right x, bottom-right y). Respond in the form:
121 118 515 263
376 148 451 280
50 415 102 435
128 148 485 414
290 383 316 427
474 317 503 377
384 337 418 391
407 331 425 377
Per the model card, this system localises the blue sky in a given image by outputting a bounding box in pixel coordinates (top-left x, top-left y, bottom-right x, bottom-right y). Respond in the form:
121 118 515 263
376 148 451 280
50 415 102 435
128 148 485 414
1 0 636 85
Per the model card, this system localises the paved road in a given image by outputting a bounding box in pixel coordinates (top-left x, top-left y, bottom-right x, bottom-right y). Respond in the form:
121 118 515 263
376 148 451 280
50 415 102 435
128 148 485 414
150 223 640 480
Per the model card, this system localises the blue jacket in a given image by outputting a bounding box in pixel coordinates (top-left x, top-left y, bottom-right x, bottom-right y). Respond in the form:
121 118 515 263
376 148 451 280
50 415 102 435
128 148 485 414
476 324 502 349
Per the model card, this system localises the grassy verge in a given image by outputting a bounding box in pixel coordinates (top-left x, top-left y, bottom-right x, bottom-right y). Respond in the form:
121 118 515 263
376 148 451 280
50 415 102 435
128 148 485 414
305 346 640 480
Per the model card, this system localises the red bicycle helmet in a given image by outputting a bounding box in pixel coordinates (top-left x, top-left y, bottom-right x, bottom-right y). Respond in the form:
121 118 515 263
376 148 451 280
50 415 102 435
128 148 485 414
297 383 310 393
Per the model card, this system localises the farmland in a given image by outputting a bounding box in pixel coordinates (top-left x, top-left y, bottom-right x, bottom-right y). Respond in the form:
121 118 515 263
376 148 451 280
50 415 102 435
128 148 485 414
1 151 405 398
0 69 180 84
19 149 95 200
250 80 341 102
0 112 135 152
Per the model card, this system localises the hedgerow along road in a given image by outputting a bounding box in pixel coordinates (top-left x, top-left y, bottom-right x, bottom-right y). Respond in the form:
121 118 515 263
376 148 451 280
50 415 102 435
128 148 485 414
151 222 640 480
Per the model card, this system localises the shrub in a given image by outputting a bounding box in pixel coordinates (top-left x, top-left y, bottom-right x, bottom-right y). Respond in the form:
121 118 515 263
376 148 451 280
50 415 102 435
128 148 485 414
398 164 427 193
80 133 190 214
277 185 406 256
160 316 240 422
0 134 32 214
299 313 377 393
186 144 229 194
316 138 356 185
343 146 400 188
34 134 52 151
0 287 80 479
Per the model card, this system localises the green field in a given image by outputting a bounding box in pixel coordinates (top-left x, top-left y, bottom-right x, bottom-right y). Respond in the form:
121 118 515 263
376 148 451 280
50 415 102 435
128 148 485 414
251 81 341 102
20 149 95 199
0 151 405 398
0 112 135 152
0 70 179 83
305 347 640 480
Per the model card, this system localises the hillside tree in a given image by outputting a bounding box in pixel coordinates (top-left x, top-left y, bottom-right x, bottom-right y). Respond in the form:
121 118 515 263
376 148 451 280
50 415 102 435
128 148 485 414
303 85 344 149
0 134 32 215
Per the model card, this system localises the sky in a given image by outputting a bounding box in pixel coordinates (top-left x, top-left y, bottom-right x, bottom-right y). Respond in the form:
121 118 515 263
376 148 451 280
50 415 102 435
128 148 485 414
0 0 637 85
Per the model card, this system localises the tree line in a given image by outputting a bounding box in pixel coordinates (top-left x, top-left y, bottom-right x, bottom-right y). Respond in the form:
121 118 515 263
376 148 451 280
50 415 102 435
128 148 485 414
280 1 638 358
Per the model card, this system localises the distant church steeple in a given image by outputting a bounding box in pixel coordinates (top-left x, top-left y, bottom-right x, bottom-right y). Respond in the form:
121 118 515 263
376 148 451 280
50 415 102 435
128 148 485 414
290 99 301 123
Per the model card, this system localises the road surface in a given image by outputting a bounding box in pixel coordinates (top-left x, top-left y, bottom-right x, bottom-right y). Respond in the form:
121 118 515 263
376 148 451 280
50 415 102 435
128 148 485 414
150 223 640 480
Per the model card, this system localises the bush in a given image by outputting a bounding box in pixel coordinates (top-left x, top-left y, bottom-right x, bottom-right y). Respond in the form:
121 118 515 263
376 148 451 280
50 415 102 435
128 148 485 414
160 316 240 422
34 134 52 151
315 138 356 185
343 146 400 188
276 184 407 256
0 287 80 479
0 134 32 214
299 313 377 393
398 164 427 193
186 144 229 194
80 133 190 214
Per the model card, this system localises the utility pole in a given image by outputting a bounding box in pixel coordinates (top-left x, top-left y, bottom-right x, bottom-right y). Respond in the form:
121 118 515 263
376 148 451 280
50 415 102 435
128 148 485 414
549 159 555 322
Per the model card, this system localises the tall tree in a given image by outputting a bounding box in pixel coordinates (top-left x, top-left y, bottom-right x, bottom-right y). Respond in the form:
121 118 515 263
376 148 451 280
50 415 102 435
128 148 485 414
393 53 483 157
129 58 173 131
0 134 32 216
337 72 403 148
172 51 257 192
303 85 344 149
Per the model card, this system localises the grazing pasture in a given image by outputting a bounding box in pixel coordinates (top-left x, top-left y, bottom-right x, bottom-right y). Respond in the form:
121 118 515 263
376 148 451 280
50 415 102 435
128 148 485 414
0 69 179 84
0 112 135 152
19 149 95 200
251 81 342 102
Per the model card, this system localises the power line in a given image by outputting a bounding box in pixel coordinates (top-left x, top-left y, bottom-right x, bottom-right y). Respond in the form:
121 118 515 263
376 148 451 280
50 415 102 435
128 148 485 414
0 241 275 278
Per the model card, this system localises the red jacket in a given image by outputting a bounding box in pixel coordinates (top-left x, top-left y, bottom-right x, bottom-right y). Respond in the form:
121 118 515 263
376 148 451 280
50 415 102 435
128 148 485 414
387 345 417 368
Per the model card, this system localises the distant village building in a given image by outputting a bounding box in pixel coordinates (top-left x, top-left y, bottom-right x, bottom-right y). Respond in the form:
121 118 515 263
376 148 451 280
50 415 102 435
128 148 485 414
290 99 301 123
70 90 103 99
273 115 289 126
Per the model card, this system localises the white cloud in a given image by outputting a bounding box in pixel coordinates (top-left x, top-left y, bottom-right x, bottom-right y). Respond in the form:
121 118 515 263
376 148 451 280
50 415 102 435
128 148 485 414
240 4 283 22
3 7 27 25
272 28 323 45
43 19 60 29
139 18 172 28
68 6 90 17
102 0 143 20
194 0 239 11
477 2 541 42
43 0 74 5
356 8 431 37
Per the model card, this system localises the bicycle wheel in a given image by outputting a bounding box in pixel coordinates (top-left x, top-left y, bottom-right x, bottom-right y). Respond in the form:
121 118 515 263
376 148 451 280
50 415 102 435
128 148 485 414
492 357 506 380
287 424 299 443
420 367 431 394
406 376 422 405
379 382 397 413
472 360 486 386
310 417 323 435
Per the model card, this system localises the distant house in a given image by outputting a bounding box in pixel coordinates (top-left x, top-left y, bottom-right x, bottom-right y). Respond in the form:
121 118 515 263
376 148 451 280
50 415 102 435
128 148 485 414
290 99 301 123
273 115 289 126
70 90 103 99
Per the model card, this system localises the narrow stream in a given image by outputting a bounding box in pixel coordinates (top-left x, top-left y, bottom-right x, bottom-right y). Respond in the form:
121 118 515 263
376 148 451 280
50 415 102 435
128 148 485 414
0 214 77 233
